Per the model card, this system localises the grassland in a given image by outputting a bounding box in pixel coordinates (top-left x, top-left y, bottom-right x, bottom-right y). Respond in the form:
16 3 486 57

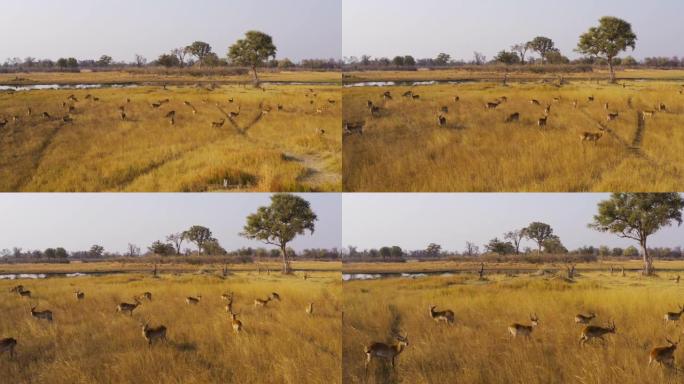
0 83 341 191
0 269 341 384
343 270 684 384
343 80 684 191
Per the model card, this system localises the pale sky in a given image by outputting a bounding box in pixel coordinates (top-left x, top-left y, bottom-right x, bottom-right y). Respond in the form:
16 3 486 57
0 193 341 254
0 0 342 63
343 0 684 61
342 194 684 252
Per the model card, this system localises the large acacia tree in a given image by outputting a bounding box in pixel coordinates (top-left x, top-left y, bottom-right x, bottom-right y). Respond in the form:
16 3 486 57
577 16 637 83
183 225 213 255
525 222 554 254
589 193 683 275
186 41 213 67
528 36 555 64
228 30 277 83
241 193 317 273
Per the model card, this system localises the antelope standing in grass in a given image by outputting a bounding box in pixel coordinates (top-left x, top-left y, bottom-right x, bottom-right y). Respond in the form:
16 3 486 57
370 105 380 116
306 302 314 316
277 104 283 111
126 98 131 103
604 102 609 110
573 100 578 108
0 338 17 358
505 112 520 123
642 110 655 118
412 94 420 100
141 323 167 346
659 103 667 112
75 291 85 300
68 94 78 102
230 312 242 333
186 295 202 305
663 305 684 325
588 96 594 102
228 98 234 103
553 97 561 102
92 97 100 102
429 305 455 325
139 292 153 301
382 91 392 101
85 94 92 100
117 298 141 316
165 110 176 119
344 122 364 135
328 99 336 104
68 106 76 113
438 115 447 127
27 107 32 116
9 285 23 293
649 338 678 368
269 292 281 301
120 111 127 120
544 105 551 115
211 119 225 128
30 306 53 322
0 119 7 128
18 289 31 298
366 100 373 109
538 116 548 128
159 98 170 104
453 96 460 102
607 112 619 121
364 332 409 375
402 90 413 98
229 106 241 118
485 101 500 110
530 99 541 106
42 112 51 119
151 102 161 109
223 292 234 313
508 314 539 338
440 106 449 113
62 115 73 123
579 321 616 346
574 312 596 325
580 132 603 144
254 297 271 308
12 115 19 122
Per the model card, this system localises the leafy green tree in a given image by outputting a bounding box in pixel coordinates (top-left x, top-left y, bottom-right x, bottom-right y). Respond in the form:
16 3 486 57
525 222 554 254
156 53 180 67
379 246 391 260
183 226 213 255
55 247 68 258
148 241 174 256
434 53 451 66
392 56 405 66
44 248 57 259
66 58 79 68
228 30 277 83
542 236 568 254
494 50 520 65
390 246 403 259
623 245 640 257
186 41 213 67
528 36 555 64
485 238 515 255
56 58 68 68
611 247 624 257
425 243 442 257
89 244 104 258
241 193 317 273
577 16 637 83
403 55 416 66
97 55 113 67
204 239 226 255
590 193 683 275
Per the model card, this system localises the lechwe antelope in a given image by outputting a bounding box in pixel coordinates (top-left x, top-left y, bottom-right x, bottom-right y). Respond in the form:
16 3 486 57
344 121 364 135
141 322 167 346
382 91 392 101
429 305 455 325
438 114 447 127
642 110 655 118
18 289 31 298
117 298 141 316
649 338 679 368
544 105 551 115
505 112 520 123
579 321 616 346
139 292 153 301
663 305 684 325
254 297 271 308
530 99 541 105
0 337 17 358
30 305 53 322
229 106 241 118
537 116 548 128
269 292 281 301
485 101 500 110
9 285 24 293
186 295 202 305
580 132 602 143
364 332 409 375
75 291 85 300
574 312 596 325
607 112 619 121
230 312 243 333
306 302 314 316
211 119 225 128
508 314 539 338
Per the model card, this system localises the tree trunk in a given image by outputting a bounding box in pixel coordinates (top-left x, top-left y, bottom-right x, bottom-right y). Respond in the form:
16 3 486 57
280 244 291 274
608 58 616 83
641 239 654 275
252 66 260 85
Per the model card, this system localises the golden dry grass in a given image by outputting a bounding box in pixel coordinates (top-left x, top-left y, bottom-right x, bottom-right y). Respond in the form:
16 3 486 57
0 84 341 191
343 271 684 384
343 80 684 191
0 270 341 384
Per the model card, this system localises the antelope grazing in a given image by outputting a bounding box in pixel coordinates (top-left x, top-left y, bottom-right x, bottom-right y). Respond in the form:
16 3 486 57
538 116 548 128
18 289 31 298
269 292 281 301
0 337 17 358
117 298 141 316
139 292 152 301
370 105 380 116
429 305 455 325
642 110 655 118
30 306 53 322
544 105 551 115
580 132 603 144
186 295 202 305
306 302 314 316
588 96 595 102
364 332 409 374
42 112 51 119
62 115 73 123
505 112 520 123
211 119 225 128
254 297 271 308
120 111 127 121
485 101 500 110
659 103 667 112
402 90 413 98
230 312 243 333
327 99 336 104
663 305 684 325
530 99 541 106
412 94 420 100
440 106 449 113
229 106 241 118
165 110 176 119
438 114 447 127
579 321 616 346
344 121 364 135
649 338 678 367
141 323 167 346
382 91 392 100
508 314 539 338
75 291 85 300
498 96 508 103
607 112 619 121
151 102 161 109
574 312 596 325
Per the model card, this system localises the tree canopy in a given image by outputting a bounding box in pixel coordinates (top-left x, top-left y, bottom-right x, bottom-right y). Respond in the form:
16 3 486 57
577 16 637 82
228 30 277 83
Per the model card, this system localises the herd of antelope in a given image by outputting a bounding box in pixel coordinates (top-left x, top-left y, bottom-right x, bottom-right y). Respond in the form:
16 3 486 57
362 302 684 375
1 282 318 361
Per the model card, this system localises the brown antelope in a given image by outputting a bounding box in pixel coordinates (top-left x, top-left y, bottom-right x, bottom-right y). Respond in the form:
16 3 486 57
139 292 152 301
607 112 619 121
120 111 127 120
499 96 508 102
544 105 551 115
30 306 53 322
382 91 392 100
9 285 23 293
18 289 31 298
211 119 225 128
126 98 131 103
485 101 500 110
438 115 447 126
230 312 243 333
663 305 684 325
254 297 271 307
0 119 7 128
659 103 667 112
68 94 78 102
604 102 609 110
402 90 413 97
165 110 176 119
530 99 541 105
62 115 73 123
429 305 455 325
642 110 655 118
366 100 374 109
580 132 602 143
186 295 202 305
364 332 409 375
412 94 420 100
553 97 561 102
0 338 17 358
306 302 314 316
505 112 520 123
440 106 449 113
117 298 141 316
92 97 100 102
370 105 380 116
85 94 92 100
344 122 364 135
538 116 548 127
75 291 85 300
141 323 167 346
574 312 596 324
453 96 460 102
588 96 594 102
508 314 539 338
579 321 616 346
151 102 161 109
649 338 678 367
573 100 578 108
27 107 32 116
229 106 241 118
269 292 281 301
328 99 336 104
42 112 51 119
277 104 283 111
228 98 234 103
